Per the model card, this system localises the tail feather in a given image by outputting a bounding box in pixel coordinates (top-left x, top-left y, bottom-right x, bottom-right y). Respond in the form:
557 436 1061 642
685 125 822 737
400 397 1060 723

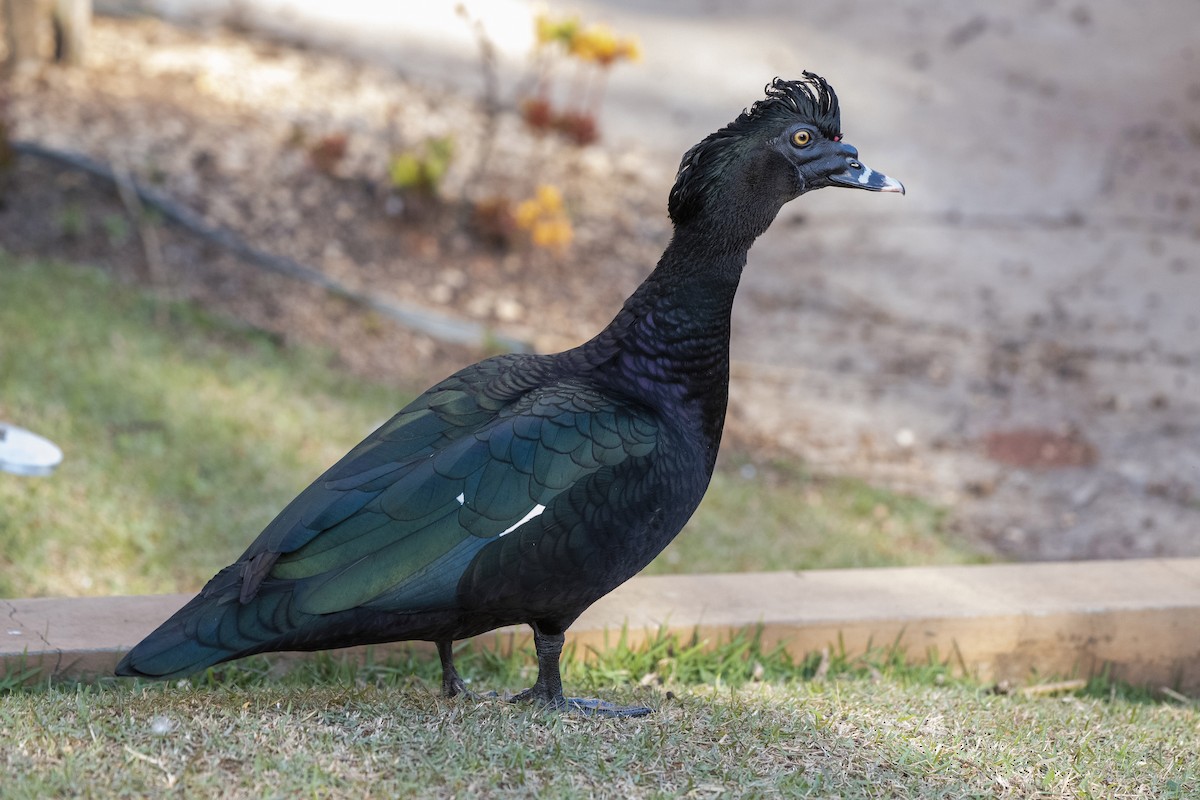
115 630 235 679
115 564 467 679
115 565 296 679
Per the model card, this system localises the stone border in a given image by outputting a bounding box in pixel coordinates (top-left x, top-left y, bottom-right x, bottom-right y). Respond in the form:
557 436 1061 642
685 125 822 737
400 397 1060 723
4 559 1199 693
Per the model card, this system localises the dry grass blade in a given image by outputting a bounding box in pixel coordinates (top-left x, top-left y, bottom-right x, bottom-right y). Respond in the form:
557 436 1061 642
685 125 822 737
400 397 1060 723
1018 679 1088 697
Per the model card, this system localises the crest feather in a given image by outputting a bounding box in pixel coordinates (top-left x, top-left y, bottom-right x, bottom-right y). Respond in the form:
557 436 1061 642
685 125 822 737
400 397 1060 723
668 72 842 225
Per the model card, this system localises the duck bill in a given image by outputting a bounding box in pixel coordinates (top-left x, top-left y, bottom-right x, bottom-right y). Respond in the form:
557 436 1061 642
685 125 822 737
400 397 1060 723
828 160 905 194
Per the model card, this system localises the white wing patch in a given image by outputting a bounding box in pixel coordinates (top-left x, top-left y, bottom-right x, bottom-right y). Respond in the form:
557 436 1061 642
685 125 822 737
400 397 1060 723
456 492 466 506
498 504 546 537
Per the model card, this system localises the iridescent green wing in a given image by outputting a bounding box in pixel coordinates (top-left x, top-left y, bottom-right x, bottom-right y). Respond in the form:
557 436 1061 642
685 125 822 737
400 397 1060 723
241 375 658 616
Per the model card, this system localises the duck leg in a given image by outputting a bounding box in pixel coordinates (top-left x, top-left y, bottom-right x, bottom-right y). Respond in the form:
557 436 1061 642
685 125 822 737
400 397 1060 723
437 640 471 698
508 626 652 718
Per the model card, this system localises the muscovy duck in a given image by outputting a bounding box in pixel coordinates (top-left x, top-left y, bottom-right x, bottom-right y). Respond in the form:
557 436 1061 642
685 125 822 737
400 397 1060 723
116 73 903 716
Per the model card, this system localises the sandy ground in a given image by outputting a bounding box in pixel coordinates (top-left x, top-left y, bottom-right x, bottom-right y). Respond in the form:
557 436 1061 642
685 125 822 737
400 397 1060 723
17 1 1200 560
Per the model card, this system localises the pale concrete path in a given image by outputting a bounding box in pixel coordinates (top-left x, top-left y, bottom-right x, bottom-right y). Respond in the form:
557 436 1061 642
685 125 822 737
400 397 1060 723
6 560 1200 694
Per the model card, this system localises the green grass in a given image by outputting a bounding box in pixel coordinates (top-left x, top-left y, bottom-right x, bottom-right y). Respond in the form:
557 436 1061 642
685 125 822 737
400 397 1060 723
0 254 980 599
2 638 1196 799
1 255 1191 799
0 256 402 597
655 461 983 575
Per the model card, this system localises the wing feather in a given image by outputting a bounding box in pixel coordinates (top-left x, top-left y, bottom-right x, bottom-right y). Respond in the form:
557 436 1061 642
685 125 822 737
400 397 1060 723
233 372 659 619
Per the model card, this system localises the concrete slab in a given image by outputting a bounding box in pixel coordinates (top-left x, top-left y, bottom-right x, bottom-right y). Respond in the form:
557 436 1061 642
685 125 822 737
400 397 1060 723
4 559 1199 693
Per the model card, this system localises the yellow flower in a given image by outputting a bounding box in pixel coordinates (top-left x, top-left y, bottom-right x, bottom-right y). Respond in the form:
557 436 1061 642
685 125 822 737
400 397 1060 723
616 36 642 63
570 24 618 64
514 185 573 252
564 24 640 65
535 14 578 46
514 198 541 229
535 184 564 213
532 218 573 250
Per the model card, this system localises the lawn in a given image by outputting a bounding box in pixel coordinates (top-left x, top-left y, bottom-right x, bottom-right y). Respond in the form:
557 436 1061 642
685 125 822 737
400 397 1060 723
0 254 981 599
7 255 1193 799
3 646 1196 799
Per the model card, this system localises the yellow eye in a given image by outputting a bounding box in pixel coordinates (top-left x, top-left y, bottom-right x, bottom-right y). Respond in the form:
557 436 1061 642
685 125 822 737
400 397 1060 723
791 129 812 147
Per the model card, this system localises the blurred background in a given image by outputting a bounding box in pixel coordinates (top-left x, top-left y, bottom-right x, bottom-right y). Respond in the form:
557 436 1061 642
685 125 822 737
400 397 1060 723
2 0 1198 598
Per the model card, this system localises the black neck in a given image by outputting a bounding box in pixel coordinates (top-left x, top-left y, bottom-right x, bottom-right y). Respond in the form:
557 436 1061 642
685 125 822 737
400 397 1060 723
577 222 760 458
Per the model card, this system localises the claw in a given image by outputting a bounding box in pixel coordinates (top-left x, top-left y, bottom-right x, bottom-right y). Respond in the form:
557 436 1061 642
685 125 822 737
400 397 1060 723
442 629 651 718
504 688 652 717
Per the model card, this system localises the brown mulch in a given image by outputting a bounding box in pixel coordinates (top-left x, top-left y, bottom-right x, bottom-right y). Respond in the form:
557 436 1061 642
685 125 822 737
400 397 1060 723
1 15 672 390
982 428 1098 470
